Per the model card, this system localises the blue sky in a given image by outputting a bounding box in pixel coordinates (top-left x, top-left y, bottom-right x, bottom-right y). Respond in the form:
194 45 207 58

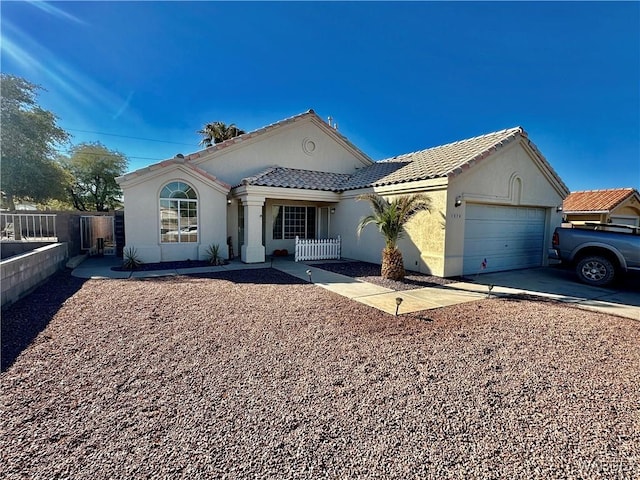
2 1 639 191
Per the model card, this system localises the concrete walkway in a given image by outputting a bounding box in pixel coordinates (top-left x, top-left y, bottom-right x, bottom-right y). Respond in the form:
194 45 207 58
453 267 640 321
272 259 485 315
70 256 639 319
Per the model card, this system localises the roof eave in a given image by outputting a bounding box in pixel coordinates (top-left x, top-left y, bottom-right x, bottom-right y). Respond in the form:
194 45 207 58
187 110 374 168
564 210 610 214
117 160 231 193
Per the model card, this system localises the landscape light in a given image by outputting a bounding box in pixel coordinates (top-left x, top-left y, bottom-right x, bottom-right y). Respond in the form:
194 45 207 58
395 297 403 316
306 269 312 283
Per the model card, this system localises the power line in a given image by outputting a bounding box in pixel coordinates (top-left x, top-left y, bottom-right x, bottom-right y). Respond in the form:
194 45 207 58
66 127 199 147
52 147 164 162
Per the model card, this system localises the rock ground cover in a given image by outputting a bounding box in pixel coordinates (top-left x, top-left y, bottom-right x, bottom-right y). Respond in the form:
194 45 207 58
1 268 639 479
310 261 458 291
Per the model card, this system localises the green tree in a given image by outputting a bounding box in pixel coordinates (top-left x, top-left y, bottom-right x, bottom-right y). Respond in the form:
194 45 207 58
357 193 432 280
197 121 245 147
0 74 70 210
63 142 128 211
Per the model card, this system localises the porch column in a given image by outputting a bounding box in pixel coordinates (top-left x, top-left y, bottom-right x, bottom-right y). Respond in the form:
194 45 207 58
241 196 265 263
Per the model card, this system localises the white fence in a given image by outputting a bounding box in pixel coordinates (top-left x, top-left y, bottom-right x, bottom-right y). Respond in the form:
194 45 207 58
295 235 341 262
1 213 57 242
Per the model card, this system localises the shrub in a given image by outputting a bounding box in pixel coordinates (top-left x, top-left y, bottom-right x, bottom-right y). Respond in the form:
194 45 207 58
206 244 222 265
122 247 143 270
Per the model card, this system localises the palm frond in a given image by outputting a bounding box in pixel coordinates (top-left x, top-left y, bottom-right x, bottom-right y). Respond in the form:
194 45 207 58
356 193 432 249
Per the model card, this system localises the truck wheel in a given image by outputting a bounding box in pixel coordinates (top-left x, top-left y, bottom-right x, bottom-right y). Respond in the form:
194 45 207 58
575 256 616 286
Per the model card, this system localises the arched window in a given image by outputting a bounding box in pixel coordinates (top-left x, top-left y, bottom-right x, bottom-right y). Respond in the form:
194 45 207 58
159 181 198 243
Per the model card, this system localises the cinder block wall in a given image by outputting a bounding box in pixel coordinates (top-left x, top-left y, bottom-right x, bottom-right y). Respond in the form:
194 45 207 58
1 242 54 260
1 243 68 309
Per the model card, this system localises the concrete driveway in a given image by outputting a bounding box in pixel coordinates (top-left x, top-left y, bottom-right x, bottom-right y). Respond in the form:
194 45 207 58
458 266 640 320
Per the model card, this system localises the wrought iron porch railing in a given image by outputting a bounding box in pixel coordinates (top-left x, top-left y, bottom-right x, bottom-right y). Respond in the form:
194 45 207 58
0 213 57 241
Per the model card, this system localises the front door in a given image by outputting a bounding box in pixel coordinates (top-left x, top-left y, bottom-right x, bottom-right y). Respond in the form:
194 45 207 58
237 203 244 251
318 207 330 238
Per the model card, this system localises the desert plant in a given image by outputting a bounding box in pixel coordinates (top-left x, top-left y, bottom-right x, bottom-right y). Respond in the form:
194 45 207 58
122 246 143 270
357 193 432 280
206 243 222 265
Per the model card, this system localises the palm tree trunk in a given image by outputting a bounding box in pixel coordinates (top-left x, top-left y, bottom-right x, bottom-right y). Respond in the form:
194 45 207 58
381 247 405 280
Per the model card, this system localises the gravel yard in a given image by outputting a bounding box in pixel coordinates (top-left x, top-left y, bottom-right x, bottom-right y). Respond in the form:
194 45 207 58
2 268 639 479
310 261 458 290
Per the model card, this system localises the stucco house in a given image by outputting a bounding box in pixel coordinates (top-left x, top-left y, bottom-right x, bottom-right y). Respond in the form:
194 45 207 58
117 110 569 277
563 188 640 227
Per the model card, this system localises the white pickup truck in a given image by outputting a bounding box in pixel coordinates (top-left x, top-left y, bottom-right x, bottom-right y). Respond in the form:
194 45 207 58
549 223 640 286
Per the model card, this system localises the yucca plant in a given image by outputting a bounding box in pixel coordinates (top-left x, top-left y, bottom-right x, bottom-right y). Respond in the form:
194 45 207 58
357 193 432 280
122 246 143 270
206 243 221 265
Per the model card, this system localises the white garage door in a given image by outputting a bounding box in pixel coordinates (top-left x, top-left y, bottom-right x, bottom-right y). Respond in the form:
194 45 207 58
463 204 546 275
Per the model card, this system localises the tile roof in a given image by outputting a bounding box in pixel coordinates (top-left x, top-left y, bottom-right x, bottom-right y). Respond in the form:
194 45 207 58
239 126 569 194
366 127 525 187
121 113 568 197
184 109 372 166
563 188 639 213
240 167 350 191
117 157 231 190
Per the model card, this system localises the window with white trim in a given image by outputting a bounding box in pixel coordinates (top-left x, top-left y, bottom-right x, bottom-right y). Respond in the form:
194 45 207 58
160 182 198 243
272 206 316 239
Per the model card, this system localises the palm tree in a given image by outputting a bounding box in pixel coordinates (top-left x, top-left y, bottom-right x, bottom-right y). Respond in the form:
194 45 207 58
198 122 245 147
357 193 432 280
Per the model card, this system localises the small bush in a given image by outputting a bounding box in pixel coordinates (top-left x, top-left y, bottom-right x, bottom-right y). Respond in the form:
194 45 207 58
122 247 143 270
206 244 222 265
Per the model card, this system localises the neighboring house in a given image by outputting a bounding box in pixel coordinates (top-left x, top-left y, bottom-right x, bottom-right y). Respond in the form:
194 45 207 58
14 203 38 211
563 188 640 227
117 110 569 277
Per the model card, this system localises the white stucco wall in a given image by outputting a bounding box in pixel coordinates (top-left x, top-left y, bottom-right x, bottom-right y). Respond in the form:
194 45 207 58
121 167 229 263
192 119 370 186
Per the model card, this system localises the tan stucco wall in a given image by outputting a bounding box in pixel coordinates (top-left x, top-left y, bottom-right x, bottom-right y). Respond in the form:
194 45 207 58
610 197 640 224
443 141 565 277
122 168 228 263
565 213 605 224
339 142 566 278
193 120 369 186
403 189 448 276
334 186 448 276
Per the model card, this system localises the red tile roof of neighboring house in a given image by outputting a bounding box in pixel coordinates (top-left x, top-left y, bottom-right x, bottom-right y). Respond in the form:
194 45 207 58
563 188 639 213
